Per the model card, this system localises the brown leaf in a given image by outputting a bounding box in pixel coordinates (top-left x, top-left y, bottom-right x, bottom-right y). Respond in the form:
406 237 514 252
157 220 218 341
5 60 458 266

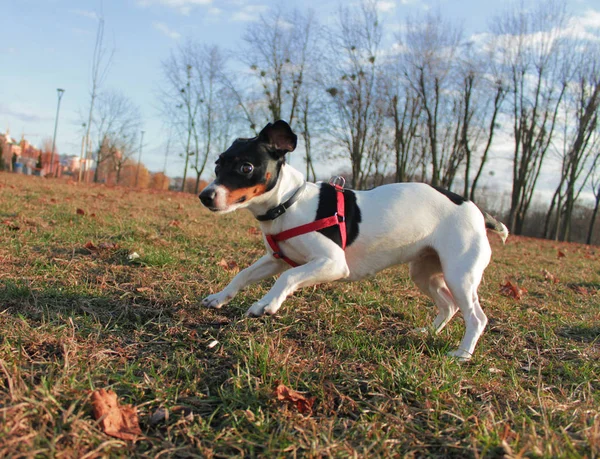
247 227 261 235
217 258 238 271
91 389 141 441
541 269 559 284
2 220 20 231
499 280 527 300
557 250 566 258
84 241 118 252
76 208 86 215
98 242 119 250
168 219 181 227
84 241 98 251
569 284 591 296
274 384 315 415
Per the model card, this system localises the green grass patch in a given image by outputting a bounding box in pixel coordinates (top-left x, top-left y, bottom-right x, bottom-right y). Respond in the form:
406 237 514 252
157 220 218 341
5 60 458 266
0 172 599 457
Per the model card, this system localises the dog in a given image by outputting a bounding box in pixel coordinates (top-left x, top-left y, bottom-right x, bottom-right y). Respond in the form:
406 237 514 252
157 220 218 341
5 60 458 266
199 120 508 360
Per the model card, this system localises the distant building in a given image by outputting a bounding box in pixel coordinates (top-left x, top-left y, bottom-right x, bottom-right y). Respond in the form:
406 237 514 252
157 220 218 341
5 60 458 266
0 130 22 171
0 129 91 177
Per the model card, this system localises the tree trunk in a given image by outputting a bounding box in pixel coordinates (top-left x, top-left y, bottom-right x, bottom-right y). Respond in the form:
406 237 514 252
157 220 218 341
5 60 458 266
586 186 600 245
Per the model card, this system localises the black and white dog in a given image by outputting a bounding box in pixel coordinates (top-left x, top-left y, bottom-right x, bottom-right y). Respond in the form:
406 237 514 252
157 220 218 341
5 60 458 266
199 120 508 360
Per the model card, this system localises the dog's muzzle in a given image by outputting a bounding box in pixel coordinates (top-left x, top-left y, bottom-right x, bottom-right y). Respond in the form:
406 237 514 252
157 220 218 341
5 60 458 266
199 187 218 210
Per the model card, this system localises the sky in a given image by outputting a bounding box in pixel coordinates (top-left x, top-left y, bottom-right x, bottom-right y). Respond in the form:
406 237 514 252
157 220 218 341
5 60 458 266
2 0 600 194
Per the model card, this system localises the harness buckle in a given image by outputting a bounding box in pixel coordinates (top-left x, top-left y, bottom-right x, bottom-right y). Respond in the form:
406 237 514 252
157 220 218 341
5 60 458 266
328 176 346 189
272 251 282 259
335 212 345 223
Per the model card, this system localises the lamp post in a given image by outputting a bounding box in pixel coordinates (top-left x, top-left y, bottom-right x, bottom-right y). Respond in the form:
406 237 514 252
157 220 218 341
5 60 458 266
135 130 145 187
50 88 65 177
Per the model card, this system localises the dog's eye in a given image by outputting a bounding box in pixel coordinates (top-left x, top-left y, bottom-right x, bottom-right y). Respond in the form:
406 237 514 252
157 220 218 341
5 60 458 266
239 163 254 175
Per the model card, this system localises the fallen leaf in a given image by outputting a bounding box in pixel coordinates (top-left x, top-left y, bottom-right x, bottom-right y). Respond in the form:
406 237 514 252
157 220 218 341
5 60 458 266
91 389 141 441
247 227 261 235
217 258 238 271
499 280 527 300
557 250 566 258
2 220 20 231
98 242 118 250
84 241 98 251
168 219 181 227
149 407 168 426
84 241 118 252
541 269 559 284
569 284 591 295
76 208 86 216
274 384 316 415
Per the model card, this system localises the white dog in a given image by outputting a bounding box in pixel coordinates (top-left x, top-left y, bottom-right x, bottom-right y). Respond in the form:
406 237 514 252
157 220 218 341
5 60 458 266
199 120 508 360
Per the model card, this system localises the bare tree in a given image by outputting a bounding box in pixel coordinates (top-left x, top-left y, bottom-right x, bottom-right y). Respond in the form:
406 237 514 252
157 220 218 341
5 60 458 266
588 165 600 245
492 0 569 234
299 94 317 181
188 46 233 194
545 45 600 241
322 1 387 189
225 8 319 136
386 67 422 183
92 90 141 184
398 10 463 188
81 13 114 183
161 42 197 191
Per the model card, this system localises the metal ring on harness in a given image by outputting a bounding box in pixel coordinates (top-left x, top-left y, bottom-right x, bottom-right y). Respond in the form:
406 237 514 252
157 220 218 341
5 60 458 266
329 176 346 188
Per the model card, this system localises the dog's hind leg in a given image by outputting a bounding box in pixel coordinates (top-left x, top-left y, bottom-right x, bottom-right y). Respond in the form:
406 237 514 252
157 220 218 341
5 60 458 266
442 256 488 361
409 253 458 334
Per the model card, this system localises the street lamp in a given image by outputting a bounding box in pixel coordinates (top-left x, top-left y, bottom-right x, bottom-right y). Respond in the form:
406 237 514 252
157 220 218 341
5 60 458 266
135 130 145 187
50 88 65 177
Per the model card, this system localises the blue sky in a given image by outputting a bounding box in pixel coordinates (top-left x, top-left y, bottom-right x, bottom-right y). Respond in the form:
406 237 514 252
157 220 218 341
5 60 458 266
2 0 599 182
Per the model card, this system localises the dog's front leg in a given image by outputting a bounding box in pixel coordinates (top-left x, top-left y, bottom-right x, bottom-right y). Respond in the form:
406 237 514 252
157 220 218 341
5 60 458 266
246 256 349 317
202 255 288 309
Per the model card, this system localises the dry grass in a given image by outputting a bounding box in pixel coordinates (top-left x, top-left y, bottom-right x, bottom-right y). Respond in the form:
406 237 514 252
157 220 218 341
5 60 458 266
0 171 599 458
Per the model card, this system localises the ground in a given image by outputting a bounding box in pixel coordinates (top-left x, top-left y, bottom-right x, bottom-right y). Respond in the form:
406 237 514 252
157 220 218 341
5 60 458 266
0 171 599 458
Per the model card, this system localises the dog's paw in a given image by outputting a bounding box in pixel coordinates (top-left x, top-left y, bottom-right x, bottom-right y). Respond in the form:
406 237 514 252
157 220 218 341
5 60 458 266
246 300 279 317
447 349 472 362
201 291 232 309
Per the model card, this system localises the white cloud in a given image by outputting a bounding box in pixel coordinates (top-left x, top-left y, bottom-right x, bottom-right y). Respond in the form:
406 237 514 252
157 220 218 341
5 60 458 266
231 4 268 22
137 0 212 15
0 102 53 124
576 9 600 30
153 22 182 40
376 1 396 13
69 9 100 21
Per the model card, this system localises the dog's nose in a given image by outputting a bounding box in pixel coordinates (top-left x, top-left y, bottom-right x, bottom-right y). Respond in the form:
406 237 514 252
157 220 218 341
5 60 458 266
199 188 216 207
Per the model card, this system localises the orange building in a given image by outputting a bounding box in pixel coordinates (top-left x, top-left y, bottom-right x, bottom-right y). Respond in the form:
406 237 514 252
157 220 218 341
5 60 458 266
0 130 61 176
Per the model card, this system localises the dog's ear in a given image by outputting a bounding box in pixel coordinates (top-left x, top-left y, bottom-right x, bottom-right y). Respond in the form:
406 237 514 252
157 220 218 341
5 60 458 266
258 120 297 156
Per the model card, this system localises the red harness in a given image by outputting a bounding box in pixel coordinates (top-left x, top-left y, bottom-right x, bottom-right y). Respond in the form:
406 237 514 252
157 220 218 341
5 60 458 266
265 182 347 268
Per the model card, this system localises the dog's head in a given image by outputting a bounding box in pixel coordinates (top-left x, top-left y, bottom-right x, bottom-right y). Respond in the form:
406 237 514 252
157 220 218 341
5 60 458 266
199 120 297 213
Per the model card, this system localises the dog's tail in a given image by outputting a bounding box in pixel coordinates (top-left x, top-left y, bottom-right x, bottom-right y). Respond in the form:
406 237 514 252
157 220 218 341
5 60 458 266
482 211 509 244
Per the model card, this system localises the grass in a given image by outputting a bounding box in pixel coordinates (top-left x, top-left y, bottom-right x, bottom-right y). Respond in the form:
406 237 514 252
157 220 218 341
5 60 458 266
0 171 599 458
